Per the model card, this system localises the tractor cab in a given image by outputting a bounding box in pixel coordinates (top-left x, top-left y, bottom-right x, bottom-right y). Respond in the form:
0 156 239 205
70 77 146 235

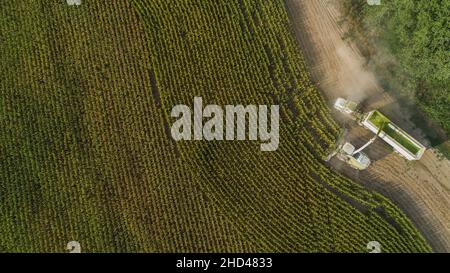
337 142 371 170
334 98 358 115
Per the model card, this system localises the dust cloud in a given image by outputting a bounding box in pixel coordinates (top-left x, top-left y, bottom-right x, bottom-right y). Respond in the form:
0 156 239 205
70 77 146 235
334 44 377 103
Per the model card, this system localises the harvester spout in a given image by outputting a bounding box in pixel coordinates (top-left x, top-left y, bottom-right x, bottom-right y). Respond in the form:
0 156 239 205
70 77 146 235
352 136 377 156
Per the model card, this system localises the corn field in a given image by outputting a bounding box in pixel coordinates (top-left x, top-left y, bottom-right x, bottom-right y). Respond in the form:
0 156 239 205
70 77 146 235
0 0 431 252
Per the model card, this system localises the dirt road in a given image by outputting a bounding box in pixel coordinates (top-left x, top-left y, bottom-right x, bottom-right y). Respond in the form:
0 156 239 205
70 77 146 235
286 0 450 252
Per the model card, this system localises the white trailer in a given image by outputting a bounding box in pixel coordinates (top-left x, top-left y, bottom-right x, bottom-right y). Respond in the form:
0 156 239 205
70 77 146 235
360 110 426 160
334 98 426 161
